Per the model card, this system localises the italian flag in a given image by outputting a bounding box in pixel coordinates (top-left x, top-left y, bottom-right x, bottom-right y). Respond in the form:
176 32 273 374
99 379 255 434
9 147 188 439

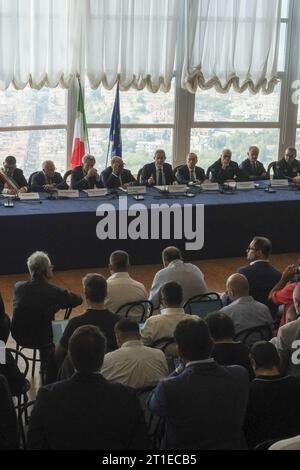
71 81 89 169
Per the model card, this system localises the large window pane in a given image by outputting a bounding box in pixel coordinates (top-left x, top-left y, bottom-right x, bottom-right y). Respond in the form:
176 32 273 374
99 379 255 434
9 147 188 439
295 129 300 151
281 0 289 18
86 83 175 125
0 86 67 127
89 128 173 175
194 84 281 123
190 128 279 169
0 130 67 177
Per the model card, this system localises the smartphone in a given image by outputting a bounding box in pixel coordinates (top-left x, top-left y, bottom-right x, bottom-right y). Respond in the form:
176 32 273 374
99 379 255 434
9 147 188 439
133 195 144 201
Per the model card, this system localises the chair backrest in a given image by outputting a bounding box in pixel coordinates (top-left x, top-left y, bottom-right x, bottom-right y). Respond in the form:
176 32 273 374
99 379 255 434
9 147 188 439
183 292 222 319
234 323 273 349
173 164 184 179
136 168 143 183
115 300 153 322
18 400 36 450
6 348 29 382
28 171 39 188
267 161 278 179
63 169 72 187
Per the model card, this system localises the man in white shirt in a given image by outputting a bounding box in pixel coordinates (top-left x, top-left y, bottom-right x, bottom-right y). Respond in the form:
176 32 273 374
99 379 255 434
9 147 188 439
149 247 207 310
101 319 169 389
141 281 198 346
105 251 147 320
220 274 273 336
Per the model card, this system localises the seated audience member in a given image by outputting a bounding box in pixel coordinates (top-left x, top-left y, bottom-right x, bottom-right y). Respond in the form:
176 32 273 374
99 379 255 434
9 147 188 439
141 282 198 347
30 160 68 192
269 435 300 451
276 147 300 180
273 284 300 377
55 274 119 371
206 312 254 380
101 156 136 189
28 326 149 450
220 274 273 336
148 318 249 450
237 237 281 318
71 154 103 190
101 319 168 388
0 155 28 194
105 251 147 319
0 293 10 343
140 149 174 186
244 341 300 449
0 375 19 450
149 247 207 310
11 251 82 349
239 146 267 181
207 148 248 184
269 264 299 326
175 153 205 184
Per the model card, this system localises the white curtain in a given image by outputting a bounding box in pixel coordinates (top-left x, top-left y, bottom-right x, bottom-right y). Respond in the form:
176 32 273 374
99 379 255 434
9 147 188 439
182 0 281 94
86 0 180 92
0 0 84 90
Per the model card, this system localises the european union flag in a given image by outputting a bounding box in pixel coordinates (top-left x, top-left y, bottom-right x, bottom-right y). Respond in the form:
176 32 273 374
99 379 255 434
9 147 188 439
109 82 122 158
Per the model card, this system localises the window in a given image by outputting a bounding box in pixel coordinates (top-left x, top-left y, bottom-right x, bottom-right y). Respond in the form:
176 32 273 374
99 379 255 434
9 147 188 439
0 85 67 177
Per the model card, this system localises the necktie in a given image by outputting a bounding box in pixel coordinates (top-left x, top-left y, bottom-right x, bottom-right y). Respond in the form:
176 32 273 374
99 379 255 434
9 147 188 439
158 168 163 186
190 169 195 182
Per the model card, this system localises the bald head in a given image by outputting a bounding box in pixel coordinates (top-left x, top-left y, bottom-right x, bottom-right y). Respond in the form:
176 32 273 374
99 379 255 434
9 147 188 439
162 247 182 267
226 274 249 301
293 283 300 316
111 156 123 165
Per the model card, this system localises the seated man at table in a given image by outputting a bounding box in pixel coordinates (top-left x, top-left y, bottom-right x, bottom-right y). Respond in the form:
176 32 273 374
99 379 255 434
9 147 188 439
140 149 174 186
239 146 267 181
175 152 206 184
101 156 136 189
276 147 300 180
71 154 104 190
0 155 28 194
31 160 68 192
207 148 248 184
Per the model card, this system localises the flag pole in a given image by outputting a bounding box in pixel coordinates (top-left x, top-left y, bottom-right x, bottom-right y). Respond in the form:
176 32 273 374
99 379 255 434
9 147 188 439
77 75 90 154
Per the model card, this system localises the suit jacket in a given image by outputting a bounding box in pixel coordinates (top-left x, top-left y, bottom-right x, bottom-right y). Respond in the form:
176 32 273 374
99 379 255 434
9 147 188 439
0 375 18 450
276 318 300 376
101 166 136 189
148 361 249 449
276 159 300 179
238 261 281 318
175 165 206 184
27 372 150 450
239 159 267 181
0 168 28 193
207 159 248 184
140 162 174 185
11 279 82 347
71 166 104 190
30 171 68 192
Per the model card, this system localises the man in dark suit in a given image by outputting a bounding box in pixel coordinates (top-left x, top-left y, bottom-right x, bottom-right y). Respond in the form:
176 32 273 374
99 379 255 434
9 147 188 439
239 146 267 181
55 273 120 374
12 251 82 348
0 375 19 450
0 155 28 194
27 325 149 450
276 146 300 180
30 160 68 192
148 318 249 450
238 237 281 318
175 153 206 184
140 149 174 186
207 148 248 184
101 156 136 189
71 154 104 190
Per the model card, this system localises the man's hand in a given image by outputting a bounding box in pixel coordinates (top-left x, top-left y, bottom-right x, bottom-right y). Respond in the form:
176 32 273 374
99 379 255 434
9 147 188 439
87 168 98 178
43 184 56 192
281 265 297 283
148 174 155 185
18 187 27 194
112 162 123 176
